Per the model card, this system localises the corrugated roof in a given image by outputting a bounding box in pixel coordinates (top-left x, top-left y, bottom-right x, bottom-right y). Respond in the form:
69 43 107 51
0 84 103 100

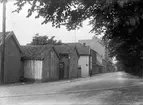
21 45 53 60
66 43 90 55
54 44 74 54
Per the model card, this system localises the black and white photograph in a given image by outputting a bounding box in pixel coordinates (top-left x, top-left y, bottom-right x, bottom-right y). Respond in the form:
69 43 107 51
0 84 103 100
0 0 143 105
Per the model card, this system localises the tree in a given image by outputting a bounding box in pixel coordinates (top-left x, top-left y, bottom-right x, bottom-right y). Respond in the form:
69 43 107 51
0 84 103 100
14 0 143 76
29 33 62 45
13 0 142 31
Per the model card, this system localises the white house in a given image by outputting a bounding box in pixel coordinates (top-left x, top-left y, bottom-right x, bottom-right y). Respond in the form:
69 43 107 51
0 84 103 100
79 36 105 64
67 43 91 77
79 36 114 73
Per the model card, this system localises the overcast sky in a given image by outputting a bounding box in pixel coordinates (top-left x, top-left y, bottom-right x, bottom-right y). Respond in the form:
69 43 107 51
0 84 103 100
0 1 97 45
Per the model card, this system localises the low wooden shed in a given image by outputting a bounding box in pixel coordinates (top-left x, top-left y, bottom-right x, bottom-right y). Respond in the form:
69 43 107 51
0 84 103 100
54 44 79 79
21 45 60 82
0 31 22 84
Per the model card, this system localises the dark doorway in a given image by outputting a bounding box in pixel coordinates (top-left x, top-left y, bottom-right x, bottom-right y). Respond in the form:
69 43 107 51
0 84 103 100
59 62 65 79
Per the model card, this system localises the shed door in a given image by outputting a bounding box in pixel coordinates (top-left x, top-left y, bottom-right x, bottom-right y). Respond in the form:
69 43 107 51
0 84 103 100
59 62 64 79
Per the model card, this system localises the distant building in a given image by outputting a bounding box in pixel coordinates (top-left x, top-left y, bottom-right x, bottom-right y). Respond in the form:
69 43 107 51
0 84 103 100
79 36 114 73
79 36 105 64
90 49 103 75
54 44 79 79
67 43 91 78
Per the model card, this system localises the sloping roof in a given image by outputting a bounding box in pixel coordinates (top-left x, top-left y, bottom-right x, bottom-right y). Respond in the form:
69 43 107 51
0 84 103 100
0 31 11 43
0 31 22 53
66 43 90 55
54 44 75 54
21 45 57 60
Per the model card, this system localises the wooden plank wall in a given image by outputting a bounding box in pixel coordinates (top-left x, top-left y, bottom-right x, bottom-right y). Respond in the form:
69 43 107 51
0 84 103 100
24 60 43 80
42 49 59 81
49 51 59 80
69 49 78 78
4 36 21 84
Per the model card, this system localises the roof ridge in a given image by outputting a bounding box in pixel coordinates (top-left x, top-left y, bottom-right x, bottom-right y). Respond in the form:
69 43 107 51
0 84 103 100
21 45 53 60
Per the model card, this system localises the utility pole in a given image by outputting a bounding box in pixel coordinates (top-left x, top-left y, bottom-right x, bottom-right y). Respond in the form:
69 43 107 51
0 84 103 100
1 0 6 84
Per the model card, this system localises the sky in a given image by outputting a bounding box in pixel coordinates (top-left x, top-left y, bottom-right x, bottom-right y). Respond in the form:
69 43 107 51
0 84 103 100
0 1 97 45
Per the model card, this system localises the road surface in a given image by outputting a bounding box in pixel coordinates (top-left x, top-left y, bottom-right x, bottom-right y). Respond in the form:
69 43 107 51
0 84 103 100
0 72 143 105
